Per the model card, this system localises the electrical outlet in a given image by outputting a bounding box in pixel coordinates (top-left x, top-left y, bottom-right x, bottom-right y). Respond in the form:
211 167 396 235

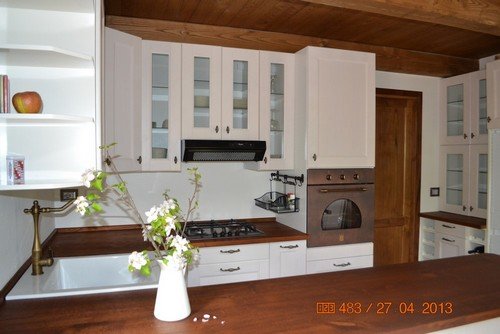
60 189 78 201
430 187 440 197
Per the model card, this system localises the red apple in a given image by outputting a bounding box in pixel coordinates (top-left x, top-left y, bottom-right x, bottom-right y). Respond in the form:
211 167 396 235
12 91 43 114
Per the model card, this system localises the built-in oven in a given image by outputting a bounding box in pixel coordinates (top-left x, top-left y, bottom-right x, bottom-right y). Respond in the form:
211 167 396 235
307 169 374 247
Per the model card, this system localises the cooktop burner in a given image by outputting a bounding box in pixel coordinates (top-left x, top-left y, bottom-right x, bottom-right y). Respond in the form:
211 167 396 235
184 220 264 240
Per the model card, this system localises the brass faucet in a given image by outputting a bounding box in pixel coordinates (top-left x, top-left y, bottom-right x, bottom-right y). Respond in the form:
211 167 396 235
24 200 75 275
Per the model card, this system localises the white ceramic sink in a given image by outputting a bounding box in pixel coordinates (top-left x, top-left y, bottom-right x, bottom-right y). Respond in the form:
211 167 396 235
6 253 160 300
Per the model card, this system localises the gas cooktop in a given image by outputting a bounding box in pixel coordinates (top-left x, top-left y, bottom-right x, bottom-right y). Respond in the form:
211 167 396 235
184 220 264 240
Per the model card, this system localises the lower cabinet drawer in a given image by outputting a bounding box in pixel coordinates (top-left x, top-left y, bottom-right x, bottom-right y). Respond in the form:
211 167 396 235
198 244 269 264
187 260 270 287
306 255 373 274
435 222 466 239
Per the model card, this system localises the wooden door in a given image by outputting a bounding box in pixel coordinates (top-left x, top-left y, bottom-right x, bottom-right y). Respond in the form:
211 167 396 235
374 89 422 266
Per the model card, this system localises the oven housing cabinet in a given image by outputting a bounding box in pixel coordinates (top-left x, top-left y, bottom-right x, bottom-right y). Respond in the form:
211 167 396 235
307 169 375 247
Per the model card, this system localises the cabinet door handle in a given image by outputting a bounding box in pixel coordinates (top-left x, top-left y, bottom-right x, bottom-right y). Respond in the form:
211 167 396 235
471 132 475 139
215 125 219 133
312 154 317 161
220 249 240 254
463 133 468 139
280 244 299 249
220 267 240 272
174 156 178 164
442 237 455 243
469 206 473 212
487 116 491 123
462 205 467 211
264 156 268 164
226 126 230 134
442 224 455 229
333 262 351 267
137 156 142 164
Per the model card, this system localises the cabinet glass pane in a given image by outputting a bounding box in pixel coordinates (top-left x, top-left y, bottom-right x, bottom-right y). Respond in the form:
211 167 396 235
479 79 487 135
270 63 284 159
478 153 488 210
233 60 248 129
446 153 463 206
151 54 169 160
447 84 464 137
194 57 210 128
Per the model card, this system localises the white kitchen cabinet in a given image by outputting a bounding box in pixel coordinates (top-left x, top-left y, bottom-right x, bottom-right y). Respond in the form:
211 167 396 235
248 51 295 170
295 46 375 169
269 240 306 278
440 145 488 218
0 1 100 190
182 44 259 140
440 70 487 145
104 27 142 171
187 243 269 287
141 41 181 171
487 60 500 129
306 242 373 274
435 231 466 259
418 219 436 260
104 30 181 172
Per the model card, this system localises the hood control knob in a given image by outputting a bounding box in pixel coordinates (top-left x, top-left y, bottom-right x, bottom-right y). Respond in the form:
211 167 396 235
339 174 346 180
326 174 332 181
353 173 359 180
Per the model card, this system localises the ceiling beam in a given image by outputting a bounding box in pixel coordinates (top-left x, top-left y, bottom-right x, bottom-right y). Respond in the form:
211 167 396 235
302 0 500 36
106 15 478 77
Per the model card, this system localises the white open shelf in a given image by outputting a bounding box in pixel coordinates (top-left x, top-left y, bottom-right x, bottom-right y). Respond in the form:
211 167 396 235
0 44 94 68
0 0 93 13
0 180 82 191
0 114 94 125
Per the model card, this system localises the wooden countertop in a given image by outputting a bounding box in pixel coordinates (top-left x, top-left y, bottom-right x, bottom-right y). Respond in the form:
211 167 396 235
1 254 499 333
47 218 308 258
420 211 486 229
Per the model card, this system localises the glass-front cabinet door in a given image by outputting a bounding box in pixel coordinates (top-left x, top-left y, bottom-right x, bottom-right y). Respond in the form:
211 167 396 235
254 51 294 170
141 41 181 171
440 145 470 215
469 145 488 218
470 70 488 144
440 73 471 145
181 44 222 139
221 47 259 140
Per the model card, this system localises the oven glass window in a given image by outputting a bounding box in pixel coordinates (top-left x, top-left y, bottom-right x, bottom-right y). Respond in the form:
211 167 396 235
321 199 362 230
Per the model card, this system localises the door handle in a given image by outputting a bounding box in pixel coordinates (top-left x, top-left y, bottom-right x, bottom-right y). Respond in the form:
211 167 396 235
220 267 240 272
220 249 240 254
280 244 299 249
442 237 455 243
333 262 351 267
319 188 367 193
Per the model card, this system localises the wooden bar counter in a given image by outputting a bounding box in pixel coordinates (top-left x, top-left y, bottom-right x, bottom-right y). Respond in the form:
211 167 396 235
1 254 499 333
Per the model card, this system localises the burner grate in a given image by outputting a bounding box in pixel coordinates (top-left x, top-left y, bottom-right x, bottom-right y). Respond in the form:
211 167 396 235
184 220 264 240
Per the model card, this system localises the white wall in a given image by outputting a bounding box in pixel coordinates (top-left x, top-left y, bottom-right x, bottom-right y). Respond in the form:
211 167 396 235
0 191 55 291
55 162 273 228
376 71 441 212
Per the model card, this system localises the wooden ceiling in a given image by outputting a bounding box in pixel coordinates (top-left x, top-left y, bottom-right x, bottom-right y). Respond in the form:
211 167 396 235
104 0 500 77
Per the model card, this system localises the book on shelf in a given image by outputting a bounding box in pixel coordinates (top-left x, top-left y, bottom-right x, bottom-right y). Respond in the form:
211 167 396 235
0 75 11 113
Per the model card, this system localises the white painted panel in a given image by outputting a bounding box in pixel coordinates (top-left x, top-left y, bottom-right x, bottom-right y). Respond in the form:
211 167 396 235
487 60 500 129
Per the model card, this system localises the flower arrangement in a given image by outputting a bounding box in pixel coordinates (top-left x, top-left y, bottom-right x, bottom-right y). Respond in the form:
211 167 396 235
74 143 200 275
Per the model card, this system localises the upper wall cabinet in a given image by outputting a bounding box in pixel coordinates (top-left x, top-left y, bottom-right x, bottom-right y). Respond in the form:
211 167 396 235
104 27 142 172
296 47 375 169
104 28 181 172
440 70 488 145
248 51 295 171
0 1 100 190
182 44 259 140
487 60 500 129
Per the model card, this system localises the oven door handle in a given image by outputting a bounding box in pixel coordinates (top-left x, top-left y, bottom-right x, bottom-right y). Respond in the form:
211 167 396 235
319 188 368 193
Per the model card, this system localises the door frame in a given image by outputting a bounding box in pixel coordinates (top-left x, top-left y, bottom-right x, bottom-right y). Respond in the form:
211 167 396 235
376 88 422 262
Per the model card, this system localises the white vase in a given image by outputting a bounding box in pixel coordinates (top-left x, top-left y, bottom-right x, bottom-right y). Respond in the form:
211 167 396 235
154 260 191 321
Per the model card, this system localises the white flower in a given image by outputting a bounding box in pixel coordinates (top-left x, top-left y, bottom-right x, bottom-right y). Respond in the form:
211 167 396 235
145 206 160 223
128 251 147 270
171 235 190 253
164 216 176 236
81 169 96 188
164 252 186 270
142 225 152 241
74 196 90 215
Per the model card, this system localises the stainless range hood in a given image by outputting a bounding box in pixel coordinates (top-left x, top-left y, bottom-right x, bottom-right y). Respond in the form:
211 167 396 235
181 140 266 162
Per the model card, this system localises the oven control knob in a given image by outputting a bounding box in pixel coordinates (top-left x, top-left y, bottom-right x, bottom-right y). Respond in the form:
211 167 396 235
339 174 346 180
353 173 359 180
326 174 332 181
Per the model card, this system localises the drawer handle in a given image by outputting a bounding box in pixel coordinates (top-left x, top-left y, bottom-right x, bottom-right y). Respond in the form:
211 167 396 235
220 249 240 254
333 262 351 267
442 224 455 229
220 266 240 272
280 244 299 249
442 237 455 243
